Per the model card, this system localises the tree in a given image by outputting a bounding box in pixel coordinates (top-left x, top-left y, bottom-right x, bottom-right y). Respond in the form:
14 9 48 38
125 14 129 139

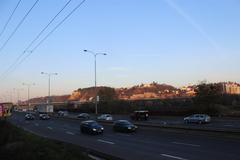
98 87 118 101
194 83 222 105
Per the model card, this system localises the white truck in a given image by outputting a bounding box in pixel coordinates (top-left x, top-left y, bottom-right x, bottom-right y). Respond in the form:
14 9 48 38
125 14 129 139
36 104 54 113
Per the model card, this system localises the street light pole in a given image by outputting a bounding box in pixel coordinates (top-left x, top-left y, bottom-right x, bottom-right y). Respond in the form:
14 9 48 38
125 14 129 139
22 83 35 110
41 72 58 104
14 88 23 106
83 50 107 115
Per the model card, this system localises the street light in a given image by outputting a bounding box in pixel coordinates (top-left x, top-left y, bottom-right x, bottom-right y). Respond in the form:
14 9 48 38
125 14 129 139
14 88 24 106
22 83 35 110
41 72 58 104
83 50 107 115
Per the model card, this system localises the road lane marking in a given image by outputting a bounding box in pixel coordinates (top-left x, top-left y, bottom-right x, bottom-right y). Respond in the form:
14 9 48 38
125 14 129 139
161 154 188 160
66 131 75 135
88 154 103 160
47 126 53 130
116 133 130 137
97 139 115 145
172 141 200 147
224 124 234 127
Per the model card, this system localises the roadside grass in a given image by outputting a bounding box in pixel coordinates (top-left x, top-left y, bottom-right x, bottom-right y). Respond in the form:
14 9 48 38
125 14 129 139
0 120 91 160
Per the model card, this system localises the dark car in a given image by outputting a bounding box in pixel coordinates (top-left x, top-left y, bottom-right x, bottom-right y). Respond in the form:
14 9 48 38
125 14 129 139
39 114 50 120
113 120 138 133
130 110 149 121
77 113 90 119
25 113 35 120
80 120 104 134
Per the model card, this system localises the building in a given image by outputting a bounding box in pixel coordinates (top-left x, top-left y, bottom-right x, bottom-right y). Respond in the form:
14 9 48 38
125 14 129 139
223 82 240 94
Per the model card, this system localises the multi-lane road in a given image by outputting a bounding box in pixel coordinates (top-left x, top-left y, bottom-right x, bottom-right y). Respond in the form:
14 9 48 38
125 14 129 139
9 112 240 160
67 112 240 132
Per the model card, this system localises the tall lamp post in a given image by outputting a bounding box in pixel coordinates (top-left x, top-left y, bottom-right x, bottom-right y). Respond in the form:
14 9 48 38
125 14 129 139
83 50 107 115
14 88 23 106
22 83 35 110
41 72 58 104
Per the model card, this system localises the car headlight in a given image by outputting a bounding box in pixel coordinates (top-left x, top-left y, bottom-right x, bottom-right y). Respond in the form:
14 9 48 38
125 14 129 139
101 127 104 130
128 127 131 129
93 128 97 131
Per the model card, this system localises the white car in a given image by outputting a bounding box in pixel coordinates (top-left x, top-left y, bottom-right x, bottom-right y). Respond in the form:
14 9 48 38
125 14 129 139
58 111 68 117
97 114 113 121
184 114 211 124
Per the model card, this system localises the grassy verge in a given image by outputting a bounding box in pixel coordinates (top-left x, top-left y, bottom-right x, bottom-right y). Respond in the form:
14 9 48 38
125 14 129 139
0 120 91 160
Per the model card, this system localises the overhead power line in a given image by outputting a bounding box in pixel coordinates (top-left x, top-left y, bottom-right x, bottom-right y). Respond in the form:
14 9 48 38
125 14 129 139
31 0 87 52
0 0 40 55
0 0 73 78
0 0 87 80
0 0 22 39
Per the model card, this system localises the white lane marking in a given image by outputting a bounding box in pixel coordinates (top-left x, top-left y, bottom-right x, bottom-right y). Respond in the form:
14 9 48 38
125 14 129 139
161 154 188 160
66 131 75 135
88 154 103 160
47 126 53 130
34 123 39 126
224 124 234 127
97 139 115 145
172 141 200 147
116 133 130 137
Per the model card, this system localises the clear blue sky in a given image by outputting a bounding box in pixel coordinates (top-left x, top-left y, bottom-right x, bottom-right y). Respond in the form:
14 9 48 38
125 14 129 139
0 0 239 101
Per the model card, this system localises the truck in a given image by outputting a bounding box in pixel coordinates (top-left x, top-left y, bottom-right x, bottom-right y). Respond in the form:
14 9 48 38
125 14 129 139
0 103 13 118
35 104 54 114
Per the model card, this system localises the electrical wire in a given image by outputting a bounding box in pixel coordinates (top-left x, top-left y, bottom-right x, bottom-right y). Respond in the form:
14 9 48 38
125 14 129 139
0 0 87 80
0 0 22 39
0 0 40 54
0 0 73 79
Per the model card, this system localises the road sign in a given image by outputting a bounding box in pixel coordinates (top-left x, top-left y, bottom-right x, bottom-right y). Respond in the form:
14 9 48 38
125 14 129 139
97 96 99 102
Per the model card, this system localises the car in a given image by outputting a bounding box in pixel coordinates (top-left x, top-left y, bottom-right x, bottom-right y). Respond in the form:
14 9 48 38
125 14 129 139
25 113 35 120
113 120 138 133
97 114 113 121
77 113 90 119
80 120 104 134
184 114 211 124
58 111 68 117
130 110 149 121
39 114 50 120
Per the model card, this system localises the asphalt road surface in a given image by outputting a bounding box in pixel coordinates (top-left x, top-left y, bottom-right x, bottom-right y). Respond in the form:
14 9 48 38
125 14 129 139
9 112 240 160
67 112 240 132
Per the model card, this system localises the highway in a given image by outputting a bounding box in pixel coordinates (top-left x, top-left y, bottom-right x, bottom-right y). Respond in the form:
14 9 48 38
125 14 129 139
68 112 240 132
9 112 240 160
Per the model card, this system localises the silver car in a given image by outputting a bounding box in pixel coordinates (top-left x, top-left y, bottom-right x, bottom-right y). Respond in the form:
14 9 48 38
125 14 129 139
184 114 211 124
97 114 113 121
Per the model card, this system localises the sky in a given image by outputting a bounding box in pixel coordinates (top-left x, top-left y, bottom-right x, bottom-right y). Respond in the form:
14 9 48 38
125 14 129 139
0 0 239 101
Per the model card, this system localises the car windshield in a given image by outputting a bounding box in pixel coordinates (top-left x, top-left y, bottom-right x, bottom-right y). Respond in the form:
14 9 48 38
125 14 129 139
89 122 99 127
119 121 131 125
